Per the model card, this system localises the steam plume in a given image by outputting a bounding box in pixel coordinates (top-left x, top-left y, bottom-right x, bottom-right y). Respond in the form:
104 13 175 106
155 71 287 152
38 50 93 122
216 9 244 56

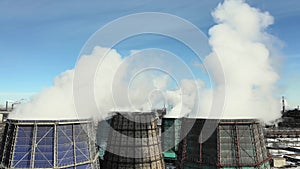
9 0 281 122
199 0 281 122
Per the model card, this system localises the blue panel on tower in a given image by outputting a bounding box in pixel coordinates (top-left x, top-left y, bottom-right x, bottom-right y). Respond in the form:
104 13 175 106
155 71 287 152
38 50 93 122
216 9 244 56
13 126 33 168
34 126 54 168
74 124 90 163
77 164 91 169
0 119 99 169
57 124 74 167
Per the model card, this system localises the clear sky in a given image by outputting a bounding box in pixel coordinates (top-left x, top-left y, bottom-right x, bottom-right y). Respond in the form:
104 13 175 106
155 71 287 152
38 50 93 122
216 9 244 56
0 0 299 108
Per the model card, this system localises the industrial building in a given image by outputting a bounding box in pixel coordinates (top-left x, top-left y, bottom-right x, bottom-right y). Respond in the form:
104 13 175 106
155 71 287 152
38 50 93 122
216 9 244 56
0 100 21 152
176 118 271 169
278 108 300 128
264 97 300 166
103 112 165 169
0 119 99 169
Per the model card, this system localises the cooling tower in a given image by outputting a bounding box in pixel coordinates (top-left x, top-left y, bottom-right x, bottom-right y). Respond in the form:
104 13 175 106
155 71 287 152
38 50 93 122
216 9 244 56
103 112 165 169
177 118 271 169
0 119 99 169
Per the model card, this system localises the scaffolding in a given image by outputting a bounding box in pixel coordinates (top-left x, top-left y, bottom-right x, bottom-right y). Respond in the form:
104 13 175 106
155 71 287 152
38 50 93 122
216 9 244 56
103 112 165 169
177 118 271 169
0 119 99 169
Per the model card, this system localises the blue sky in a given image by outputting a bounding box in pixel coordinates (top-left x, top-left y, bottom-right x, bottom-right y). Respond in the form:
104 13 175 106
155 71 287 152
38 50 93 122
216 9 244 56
0 0 299 108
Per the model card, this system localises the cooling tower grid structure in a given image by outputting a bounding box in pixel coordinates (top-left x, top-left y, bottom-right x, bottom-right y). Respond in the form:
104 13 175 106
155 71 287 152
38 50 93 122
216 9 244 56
0 119 99 169
161 118 182 159
103 112 165 169
177 118 271 169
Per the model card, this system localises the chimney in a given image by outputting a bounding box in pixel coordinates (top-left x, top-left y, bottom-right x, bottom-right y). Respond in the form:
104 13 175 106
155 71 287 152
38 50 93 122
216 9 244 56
5 101 8 111
282 96 285 113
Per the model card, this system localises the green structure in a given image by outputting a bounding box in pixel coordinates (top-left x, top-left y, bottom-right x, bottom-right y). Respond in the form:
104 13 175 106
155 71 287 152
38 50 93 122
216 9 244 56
177 118 271 169
161 117 182 162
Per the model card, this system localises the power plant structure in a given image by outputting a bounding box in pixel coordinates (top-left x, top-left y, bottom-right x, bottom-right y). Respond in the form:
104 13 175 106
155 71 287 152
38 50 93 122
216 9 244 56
0 104 290 168
161 117 182 167
103 112 165 169
176 118 271 169
0 119 99 169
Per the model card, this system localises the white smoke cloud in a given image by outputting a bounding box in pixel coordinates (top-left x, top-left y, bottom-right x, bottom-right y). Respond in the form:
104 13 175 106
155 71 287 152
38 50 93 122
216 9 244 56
9 70 76 120
199 0 281 122
9 46 196 120
9 0 282 122
165 79 203 118
9 47 123 120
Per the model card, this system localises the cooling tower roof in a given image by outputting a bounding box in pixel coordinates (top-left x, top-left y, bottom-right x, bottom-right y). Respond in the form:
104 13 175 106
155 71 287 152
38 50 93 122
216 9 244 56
5 118 93 124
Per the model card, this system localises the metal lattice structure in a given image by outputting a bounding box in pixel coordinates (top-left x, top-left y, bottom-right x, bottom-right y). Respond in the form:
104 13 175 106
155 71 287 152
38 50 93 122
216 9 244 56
0 119 100 169
177 118 271 169
161 118 182 161
103 112 165 169
0 122 5 144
